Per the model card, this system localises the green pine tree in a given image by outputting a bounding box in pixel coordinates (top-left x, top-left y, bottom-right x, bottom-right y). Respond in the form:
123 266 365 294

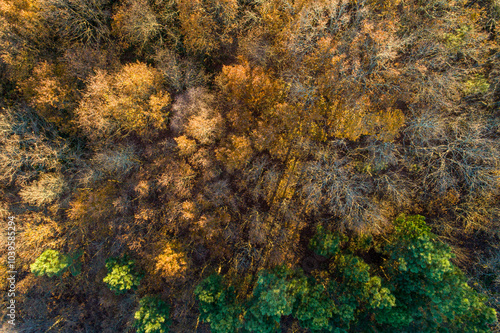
194 274 244 333
31 249 82 278
103 255 143 295
134 296 171 333
380 214 497 332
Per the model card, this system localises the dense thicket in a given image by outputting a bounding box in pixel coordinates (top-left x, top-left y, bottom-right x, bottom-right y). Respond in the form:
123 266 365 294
196 215 496 332
1 0 499 332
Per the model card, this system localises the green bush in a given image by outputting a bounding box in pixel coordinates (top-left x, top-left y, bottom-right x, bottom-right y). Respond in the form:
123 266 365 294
444 25 472 50
309 225 347 258
103 256 143 295
329 254 396 331
292 279 335 332
464 74 490 95
381 214 497 331
31 249 69 277
244 268 302 333
195 215 497 332
31 249 82 277
194 274 243 333
134 295 171 333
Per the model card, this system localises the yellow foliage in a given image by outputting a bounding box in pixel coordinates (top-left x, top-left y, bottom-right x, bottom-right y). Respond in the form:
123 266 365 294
216 135 253 172
329 94 405 142
21 215 62 251
18 61 71 118
177 0 238 55
185 112 223 145
114 62 161 98
218 63 285 110
149 91 171 114
0 0 42 34
181 200 198 220
175 135 198 156
178 0 216 54
274 157 300 203
375 108 405 142
76 62 170 139
367 0 402 16
258 0 303 38
217 63 286 133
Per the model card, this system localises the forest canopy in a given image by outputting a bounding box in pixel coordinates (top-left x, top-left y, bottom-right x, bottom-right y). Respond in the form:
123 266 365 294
1 0 499 332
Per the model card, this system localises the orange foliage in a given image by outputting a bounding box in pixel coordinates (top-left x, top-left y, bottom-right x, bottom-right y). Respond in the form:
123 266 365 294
155 241 190 279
